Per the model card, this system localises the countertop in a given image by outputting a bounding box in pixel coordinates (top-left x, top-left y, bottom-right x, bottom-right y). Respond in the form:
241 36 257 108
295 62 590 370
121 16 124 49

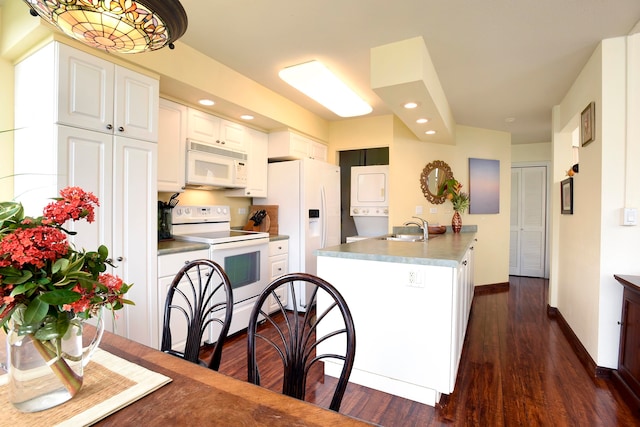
158 235 289 255
158 240 210 256
316 231 477 268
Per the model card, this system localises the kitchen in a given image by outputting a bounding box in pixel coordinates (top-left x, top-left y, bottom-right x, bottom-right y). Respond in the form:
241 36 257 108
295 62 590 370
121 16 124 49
2 0 640 422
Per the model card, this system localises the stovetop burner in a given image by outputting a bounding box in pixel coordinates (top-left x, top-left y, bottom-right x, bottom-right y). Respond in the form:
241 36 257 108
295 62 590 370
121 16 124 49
170 205 269 244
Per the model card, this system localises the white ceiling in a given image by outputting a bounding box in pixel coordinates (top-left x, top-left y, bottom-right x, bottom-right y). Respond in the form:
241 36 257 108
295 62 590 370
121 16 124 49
177 0 640 144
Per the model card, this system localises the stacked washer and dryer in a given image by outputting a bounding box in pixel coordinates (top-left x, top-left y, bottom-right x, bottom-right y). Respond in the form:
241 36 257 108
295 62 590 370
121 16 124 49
347 165 390 242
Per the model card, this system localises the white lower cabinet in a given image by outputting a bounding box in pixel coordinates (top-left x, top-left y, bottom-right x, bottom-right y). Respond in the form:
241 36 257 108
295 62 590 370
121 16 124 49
450 245 475 387
157 249 210 351
316 242 475 407
267 239 289 312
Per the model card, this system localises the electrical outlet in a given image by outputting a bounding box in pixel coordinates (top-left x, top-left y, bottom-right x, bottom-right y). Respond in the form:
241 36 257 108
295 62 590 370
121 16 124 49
408 270 424 288
239 207 247 215
430 207 437 214
415 205 423 215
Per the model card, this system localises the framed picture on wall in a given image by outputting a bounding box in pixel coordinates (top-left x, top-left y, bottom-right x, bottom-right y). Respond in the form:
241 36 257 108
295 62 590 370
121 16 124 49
581 102 595 147
468 158 500 214
561 177 573 214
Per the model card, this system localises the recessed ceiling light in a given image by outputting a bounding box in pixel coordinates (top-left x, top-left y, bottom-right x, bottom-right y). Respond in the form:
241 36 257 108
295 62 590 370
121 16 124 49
279 60 372 117
505 117 516 123
404 102 418 109
425 130 436 135
416 118 429 124
240 115 254 120
199 99 215 106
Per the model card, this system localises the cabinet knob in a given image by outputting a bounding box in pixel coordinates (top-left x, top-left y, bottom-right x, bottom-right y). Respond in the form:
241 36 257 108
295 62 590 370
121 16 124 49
118 126 124 132
106 256 124 264
106 124 113 130
618 321 624 325
184 260 191 264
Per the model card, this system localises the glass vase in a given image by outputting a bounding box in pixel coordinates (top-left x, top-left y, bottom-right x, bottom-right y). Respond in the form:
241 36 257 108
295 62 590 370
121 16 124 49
6 311 104 413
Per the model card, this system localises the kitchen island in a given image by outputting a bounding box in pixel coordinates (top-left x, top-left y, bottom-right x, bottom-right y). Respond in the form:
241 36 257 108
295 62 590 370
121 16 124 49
316 231 476 406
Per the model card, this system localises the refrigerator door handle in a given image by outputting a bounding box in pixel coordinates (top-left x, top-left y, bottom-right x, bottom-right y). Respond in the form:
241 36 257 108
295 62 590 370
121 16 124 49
320 185 327 248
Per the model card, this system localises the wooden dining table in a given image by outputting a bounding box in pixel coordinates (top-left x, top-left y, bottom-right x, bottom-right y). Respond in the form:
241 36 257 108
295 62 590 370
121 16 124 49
92 328 374 426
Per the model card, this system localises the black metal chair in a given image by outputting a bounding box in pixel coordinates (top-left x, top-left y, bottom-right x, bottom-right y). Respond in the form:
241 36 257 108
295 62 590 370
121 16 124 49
247 272 356 412
161 259 233 370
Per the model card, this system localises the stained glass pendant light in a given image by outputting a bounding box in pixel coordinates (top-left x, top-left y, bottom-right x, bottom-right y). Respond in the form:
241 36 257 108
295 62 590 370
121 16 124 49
23 0 188 54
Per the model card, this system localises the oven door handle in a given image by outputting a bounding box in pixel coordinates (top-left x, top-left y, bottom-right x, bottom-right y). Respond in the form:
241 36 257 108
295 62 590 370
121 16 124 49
209 239 268 251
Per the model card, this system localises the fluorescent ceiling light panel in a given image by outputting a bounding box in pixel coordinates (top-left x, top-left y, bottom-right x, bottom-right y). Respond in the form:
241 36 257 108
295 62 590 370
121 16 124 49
279 60 372 117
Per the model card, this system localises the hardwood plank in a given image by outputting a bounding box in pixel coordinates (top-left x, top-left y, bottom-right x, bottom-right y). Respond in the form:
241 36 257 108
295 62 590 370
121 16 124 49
203 276 640 426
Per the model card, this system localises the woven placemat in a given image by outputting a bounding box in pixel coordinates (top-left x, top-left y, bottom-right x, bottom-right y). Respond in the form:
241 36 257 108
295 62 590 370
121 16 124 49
0 348 171 426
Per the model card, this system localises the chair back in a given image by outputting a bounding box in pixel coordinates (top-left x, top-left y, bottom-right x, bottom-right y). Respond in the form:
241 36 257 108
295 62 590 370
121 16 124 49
247 272 356 412
161 259 233 370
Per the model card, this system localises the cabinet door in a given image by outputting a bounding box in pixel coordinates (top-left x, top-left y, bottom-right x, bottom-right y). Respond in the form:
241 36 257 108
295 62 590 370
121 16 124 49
309 140 328 161
56 126 113 252
112 137 158 348
219 119 247 151
114 66 159 142
158 250 209 350
158 99 187 192
187 108 221 143
290 133 311 159
57 42 115 133
619 288 640 397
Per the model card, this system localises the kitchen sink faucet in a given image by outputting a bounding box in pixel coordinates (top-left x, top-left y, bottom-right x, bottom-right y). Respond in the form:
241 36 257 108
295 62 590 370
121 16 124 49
403 216 429 240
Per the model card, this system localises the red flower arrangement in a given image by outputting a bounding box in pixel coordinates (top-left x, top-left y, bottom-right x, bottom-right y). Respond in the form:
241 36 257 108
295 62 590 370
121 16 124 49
0 186 133 339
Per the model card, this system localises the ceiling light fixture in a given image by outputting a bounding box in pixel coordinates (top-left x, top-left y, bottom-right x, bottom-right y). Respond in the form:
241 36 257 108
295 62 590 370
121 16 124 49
403 102 418 109
279 60 372 118
240 115 254 120
425 130 436 135
416 118 429 124
23 0 188 54
198 99 215 106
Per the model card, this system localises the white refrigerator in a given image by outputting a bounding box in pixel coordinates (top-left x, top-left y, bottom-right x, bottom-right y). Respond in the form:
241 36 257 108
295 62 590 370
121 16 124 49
255 158 341 311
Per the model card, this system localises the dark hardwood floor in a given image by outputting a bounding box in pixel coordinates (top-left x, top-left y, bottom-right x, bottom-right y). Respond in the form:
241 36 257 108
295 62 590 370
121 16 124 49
207 276 639 426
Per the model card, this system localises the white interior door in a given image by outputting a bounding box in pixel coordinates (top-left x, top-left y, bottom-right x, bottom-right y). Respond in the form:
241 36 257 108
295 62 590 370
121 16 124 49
509 166 547 277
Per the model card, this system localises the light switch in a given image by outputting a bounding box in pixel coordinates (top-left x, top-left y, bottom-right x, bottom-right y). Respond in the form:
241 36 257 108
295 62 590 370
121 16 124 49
623 208 637 226
415 205 423 215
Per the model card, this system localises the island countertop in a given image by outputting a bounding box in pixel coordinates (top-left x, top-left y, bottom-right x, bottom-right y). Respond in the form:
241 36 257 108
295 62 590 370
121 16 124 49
316 231 476 268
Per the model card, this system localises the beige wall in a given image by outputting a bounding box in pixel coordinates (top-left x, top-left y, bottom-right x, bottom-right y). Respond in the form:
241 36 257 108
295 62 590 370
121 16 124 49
0 6 14 200
511 142 551 163
551 35 640 368
331 114 512 286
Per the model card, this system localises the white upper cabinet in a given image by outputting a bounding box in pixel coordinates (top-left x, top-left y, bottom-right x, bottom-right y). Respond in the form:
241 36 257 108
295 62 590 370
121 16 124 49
56 42 158 141
226 127 268 198
158 98 187 192
187 108 246 151
186 108 221 142
267 130 327 162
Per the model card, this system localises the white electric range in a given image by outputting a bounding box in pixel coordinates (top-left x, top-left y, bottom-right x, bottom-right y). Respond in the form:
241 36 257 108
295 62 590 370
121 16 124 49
171 205 270 338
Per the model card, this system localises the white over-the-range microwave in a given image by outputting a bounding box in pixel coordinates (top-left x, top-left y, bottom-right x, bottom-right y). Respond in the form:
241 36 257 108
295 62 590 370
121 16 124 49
186 139 248 189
